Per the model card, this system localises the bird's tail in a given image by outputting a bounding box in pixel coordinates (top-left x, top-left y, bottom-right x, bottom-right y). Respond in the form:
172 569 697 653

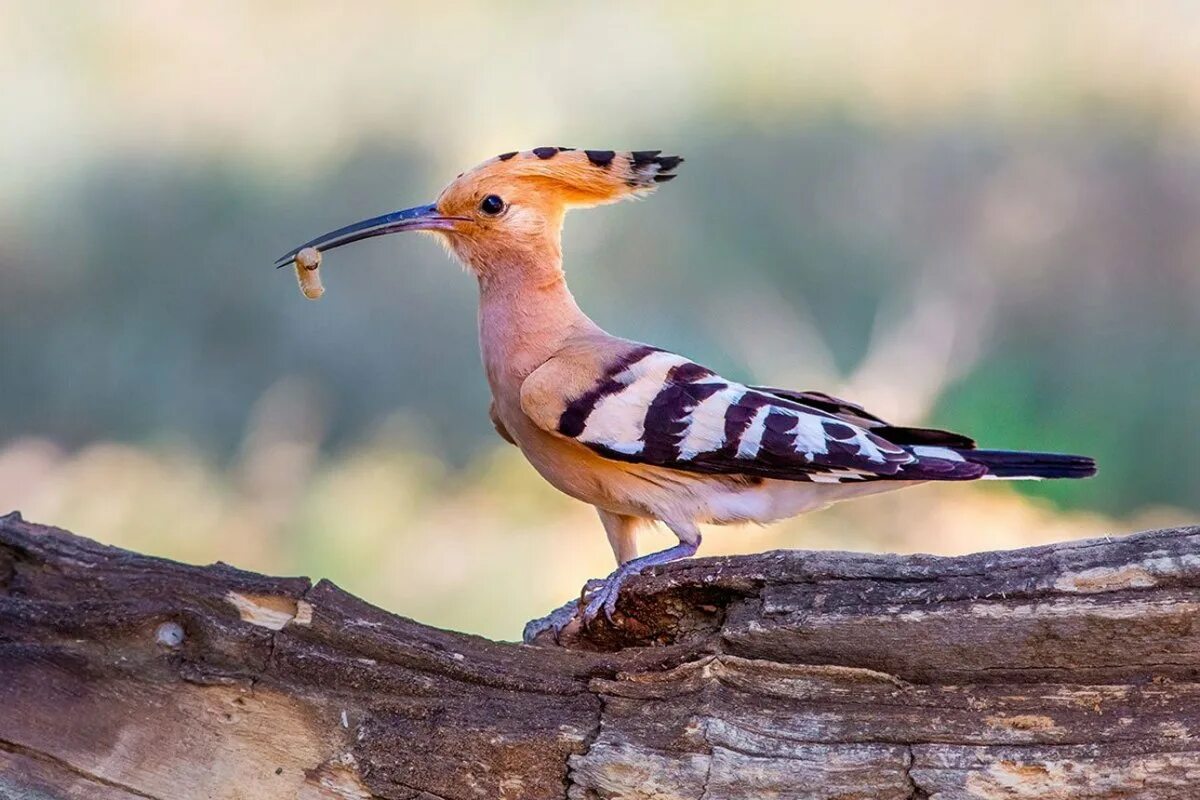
961 449 1097 480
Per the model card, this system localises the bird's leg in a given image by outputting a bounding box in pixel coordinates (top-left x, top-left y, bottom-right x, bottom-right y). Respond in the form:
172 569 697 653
599 509 641 565
581 521 701 625
522 513 648 644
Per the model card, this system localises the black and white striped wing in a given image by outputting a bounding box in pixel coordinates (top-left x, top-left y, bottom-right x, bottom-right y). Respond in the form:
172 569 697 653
554 348 985 483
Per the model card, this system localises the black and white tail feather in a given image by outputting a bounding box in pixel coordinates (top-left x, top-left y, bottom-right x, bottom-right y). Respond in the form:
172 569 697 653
554 346 1096 484
961 449 1097 480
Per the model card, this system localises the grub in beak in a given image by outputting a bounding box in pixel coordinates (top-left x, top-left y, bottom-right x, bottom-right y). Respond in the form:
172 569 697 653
274 203 466 268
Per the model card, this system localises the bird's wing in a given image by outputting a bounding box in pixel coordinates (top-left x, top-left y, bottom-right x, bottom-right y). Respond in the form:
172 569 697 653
752 385 977 449
750 386 889 427
521 346 986 483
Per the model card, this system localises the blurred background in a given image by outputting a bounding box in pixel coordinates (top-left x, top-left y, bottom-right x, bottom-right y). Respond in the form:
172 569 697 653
1 2 1196 640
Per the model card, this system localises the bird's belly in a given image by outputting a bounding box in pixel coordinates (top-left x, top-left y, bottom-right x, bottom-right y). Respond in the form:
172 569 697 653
516 432 687 515
504 417 713 516
702 478 922 525
700 479 840 524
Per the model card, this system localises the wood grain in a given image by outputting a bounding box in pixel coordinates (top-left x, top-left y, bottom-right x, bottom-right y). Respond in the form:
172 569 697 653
2 510 1198 799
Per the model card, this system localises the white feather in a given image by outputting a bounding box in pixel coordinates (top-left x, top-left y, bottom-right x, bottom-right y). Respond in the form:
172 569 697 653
736 404 771 458
580 352 689 454
788 412 831 458
911 446 965 462
678 386 744 460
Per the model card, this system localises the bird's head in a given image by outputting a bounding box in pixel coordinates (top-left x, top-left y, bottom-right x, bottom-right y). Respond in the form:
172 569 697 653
276 148 682 280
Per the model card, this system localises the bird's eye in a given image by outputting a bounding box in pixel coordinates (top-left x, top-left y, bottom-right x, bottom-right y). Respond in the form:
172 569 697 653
479 194 505 216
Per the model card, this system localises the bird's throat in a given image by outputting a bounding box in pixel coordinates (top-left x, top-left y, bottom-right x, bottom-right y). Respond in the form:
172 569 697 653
476 261 596 391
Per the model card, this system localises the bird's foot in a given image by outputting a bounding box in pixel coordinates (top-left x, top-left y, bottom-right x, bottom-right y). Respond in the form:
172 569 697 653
579 537 702 628
579 577 606 602
525 537 702 641
520 580 612 644
579 570 632 626
521 598 581 644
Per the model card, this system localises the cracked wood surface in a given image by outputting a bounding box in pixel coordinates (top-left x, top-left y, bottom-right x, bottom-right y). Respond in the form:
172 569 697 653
2 511 1200 799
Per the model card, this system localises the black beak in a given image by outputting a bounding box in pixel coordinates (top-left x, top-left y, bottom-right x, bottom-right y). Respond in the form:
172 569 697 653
274 203 465 268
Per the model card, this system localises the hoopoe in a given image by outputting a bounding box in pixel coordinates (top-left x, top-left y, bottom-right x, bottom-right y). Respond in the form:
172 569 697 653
277 148 1096 628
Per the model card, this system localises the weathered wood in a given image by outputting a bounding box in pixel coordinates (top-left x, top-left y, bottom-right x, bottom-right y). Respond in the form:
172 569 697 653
2 510 1199 799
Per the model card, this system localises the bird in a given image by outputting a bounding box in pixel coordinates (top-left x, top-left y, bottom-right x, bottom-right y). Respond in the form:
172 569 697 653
276 147 1096 630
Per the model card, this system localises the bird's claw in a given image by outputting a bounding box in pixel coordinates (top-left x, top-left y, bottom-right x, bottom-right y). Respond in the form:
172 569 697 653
522 576 624 644
522 598 581 644
578 577 606 604
579 572 626 627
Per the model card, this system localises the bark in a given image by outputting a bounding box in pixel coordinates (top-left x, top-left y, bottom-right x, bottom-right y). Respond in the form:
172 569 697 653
2 510 1200 799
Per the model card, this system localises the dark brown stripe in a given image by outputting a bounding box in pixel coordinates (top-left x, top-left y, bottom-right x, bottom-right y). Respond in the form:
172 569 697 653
824 439 868 463
497 151 518 161
585 150 616 167
655 155 683 171
641 364 725 461
749 387 887 424
817 426 910 474
631 150 662 165
896 456 986 480
718 392 775 458
670 362 715 383
654 174 677 183
558 346 661 437
532 147 558 160
823 421 857 441
760 410 799 457
873 425 975 449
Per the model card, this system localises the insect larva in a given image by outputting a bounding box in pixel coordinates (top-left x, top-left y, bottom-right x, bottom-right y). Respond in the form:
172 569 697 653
294 247 324 300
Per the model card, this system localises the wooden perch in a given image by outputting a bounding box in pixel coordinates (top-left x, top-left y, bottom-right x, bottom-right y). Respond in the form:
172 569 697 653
2 511 1200 799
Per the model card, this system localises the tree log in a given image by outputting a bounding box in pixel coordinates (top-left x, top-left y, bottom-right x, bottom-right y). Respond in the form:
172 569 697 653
2 510 1200 799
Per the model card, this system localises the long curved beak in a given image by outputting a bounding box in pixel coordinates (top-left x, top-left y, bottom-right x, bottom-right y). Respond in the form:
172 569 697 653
274 203 466 268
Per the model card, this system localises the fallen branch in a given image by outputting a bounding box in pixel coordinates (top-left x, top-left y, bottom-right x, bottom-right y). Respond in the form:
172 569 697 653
2 510 1199 799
